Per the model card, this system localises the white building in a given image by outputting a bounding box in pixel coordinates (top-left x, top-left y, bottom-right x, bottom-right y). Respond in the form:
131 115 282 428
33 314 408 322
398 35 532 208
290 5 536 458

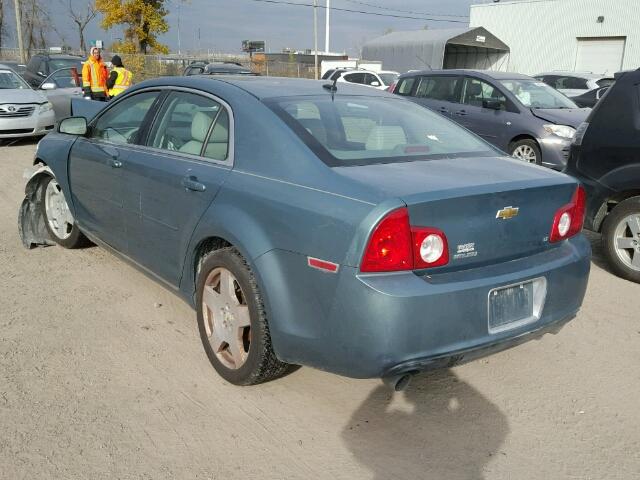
470 0 640 75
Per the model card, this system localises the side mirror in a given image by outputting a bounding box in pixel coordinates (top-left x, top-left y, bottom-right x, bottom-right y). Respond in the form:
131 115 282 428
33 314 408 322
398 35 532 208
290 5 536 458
370 81 381 87
482 99 504 110
58 117 87 135
37 71 46 77
40 82 57 90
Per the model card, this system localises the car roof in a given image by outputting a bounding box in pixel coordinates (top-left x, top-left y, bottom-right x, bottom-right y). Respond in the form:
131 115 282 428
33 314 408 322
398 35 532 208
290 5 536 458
399 69 533 81
534 71 612 79
136 75 393 100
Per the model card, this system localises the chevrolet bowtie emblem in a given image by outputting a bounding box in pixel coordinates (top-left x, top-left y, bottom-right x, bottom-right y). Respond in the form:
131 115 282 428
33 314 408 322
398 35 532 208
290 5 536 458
496 206 519 220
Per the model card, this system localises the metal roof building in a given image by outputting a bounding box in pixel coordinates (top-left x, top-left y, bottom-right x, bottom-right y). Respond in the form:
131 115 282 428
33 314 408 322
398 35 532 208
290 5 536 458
470 0 640 75
361 27 510 73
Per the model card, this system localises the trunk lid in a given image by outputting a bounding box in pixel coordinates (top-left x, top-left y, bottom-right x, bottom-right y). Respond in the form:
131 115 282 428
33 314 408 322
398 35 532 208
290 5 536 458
334 156 578 270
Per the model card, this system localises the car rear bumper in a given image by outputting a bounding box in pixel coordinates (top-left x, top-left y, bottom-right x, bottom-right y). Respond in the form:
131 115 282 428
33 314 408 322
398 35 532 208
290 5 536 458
0 110 55 138
259 234 591 379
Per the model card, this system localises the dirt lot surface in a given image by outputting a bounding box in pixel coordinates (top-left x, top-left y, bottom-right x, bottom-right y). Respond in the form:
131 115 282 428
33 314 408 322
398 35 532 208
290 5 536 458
1 140 639 480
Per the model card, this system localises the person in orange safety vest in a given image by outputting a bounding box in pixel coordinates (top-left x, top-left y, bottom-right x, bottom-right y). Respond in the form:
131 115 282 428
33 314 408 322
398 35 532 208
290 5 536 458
106 55 133 98
81 46 109 101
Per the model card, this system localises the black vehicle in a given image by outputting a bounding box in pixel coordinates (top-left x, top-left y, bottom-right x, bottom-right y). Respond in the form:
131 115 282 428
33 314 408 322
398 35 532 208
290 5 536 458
570 87 610 108
184 62 257 76
565 69 640 283
0 61 27 76
182 61 207 76
23 54 83 88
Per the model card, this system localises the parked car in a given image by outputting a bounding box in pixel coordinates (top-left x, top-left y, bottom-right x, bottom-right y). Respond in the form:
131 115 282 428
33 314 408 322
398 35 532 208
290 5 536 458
184 62 257 76
0 61 27 76
534 72 614 97
19 77 590 390
565 69 640 283
39 67 83 119
0 64 55 142
23 54 84 89
570 87 609 108
182 61 208 76
392 70 591 169
336 69 399 90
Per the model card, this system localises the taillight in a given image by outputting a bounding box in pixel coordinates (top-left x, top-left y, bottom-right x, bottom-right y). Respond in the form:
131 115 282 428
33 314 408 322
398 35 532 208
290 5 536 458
550 186 586 242
360 207 448 272
387 82 397 93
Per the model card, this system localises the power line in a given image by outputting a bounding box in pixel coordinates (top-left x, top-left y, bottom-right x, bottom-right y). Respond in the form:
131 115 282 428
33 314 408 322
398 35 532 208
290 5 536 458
339 0 469 19
245 0 469 23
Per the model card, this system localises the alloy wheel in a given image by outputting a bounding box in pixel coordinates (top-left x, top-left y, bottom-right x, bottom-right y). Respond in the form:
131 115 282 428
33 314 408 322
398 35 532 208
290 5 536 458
202 267 252 370
613 213 640 272
512 145 537 163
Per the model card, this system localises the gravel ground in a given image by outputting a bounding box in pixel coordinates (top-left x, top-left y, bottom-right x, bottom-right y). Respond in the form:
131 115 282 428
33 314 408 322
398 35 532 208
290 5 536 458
1 139 639 480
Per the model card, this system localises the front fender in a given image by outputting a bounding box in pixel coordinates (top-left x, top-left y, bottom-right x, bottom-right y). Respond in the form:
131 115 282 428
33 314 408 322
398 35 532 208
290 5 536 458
18 165 55 249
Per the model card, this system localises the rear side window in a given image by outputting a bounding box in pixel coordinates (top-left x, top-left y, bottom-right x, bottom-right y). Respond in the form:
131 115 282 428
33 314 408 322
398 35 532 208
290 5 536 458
415 76 461 102
396 77 416 95
462 78 506 109
343 73 365 84
556 76 588 89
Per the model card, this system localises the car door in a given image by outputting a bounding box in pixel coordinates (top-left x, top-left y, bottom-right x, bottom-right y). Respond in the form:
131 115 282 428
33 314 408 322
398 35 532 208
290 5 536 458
410 75 462 118
122 89 233 286
452 77 519 152
40 67 82 119
68 90 162 252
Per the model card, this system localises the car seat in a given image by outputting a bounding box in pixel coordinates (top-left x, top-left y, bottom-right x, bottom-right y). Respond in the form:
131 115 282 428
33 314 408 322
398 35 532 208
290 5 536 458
365 125 407 151
179 111 213 155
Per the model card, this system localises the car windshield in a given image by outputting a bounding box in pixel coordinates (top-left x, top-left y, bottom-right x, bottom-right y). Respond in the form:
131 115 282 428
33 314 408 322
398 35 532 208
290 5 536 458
500 79 578 109
267 95 498 167
49 58 82 71
379 73 398 86
0 69 30 89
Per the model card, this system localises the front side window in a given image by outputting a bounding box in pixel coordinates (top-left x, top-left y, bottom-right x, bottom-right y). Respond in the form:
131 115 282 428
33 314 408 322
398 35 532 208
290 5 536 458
149 91 229 161
415 76 460 102
500 79 578 109
268 96 497 167
91 91 160 145
462 78 507 109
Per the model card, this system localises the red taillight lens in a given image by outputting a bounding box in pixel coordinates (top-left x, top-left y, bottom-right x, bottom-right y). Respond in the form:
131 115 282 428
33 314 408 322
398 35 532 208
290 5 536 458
387 82 397 93
550 186 586 243
360 208 449 272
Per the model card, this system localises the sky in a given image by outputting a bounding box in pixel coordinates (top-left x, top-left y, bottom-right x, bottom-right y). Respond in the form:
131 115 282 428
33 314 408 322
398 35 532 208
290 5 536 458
7 0 476 56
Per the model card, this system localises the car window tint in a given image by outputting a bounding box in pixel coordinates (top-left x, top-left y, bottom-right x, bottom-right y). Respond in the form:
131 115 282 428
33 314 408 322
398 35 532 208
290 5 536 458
396 77 415 96
270 96 496 166
38 60 48 75
204 109 230 161
330 70 344 81
92 91 159 145
364 73 379 85
415 76 460 102
344 73 364 84
149 91 223 157
596 78 615 88
556 76 588 89
48 68 81 88
462 78 506 108
321 69 335 80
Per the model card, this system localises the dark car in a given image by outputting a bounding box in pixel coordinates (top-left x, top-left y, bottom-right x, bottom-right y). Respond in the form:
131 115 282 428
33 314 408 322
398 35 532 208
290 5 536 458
392 70 591 169
0 61 27 76
23 54 83 89
565 69 640 283
570 87 609 108
182 61 208 76
19 77 590 389
184 62 257 76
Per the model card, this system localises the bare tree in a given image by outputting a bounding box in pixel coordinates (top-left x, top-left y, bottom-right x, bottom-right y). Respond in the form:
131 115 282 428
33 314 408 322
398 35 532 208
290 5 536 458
65 0 96 53
22 0 51 55
0 0 4 51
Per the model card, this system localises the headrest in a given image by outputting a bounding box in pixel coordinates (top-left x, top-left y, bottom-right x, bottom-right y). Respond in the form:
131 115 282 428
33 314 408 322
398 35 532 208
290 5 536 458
365 126 407 151
467 83 483 96
191 111 213 142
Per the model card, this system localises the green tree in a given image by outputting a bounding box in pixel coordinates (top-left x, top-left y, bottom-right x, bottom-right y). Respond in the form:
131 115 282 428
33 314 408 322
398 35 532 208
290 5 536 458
96 0 169 54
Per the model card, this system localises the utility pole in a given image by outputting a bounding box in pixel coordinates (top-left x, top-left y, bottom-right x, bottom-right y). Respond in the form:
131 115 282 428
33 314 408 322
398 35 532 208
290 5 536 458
177 2 182 55
325 0 330 53
14 0 25 63
313 0 318 79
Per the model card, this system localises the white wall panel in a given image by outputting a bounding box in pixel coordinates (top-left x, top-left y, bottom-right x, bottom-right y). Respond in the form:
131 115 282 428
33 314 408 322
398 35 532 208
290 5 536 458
470 0 640 75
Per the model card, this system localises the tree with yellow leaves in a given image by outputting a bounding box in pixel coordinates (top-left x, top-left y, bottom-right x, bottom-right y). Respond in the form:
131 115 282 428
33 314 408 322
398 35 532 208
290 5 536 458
96 0 169 54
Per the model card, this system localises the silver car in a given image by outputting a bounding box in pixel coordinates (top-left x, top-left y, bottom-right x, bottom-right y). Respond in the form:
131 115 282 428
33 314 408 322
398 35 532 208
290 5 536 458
0 64 55 141
534 71 615 97
39 67 83 119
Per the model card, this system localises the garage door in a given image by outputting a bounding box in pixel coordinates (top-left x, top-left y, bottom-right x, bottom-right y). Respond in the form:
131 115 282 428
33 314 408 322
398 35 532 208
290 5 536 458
575 37 625 74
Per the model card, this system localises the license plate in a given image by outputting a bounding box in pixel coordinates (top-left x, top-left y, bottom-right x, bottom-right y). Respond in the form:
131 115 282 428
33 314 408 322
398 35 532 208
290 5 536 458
488 279 545 333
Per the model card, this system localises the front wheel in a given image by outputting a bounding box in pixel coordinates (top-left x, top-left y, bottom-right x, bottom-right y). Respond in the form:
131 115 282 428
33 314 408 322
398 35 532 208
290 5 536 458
510 139 541 165
602 197 640 283
40 176 87 249
196 247 289 385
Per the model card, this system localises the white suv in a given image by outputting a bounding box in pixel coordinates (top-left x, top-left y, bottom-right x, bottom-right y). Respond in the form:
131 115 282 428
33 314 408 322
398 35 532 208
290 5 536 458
336 70 399 90
533 71 615 97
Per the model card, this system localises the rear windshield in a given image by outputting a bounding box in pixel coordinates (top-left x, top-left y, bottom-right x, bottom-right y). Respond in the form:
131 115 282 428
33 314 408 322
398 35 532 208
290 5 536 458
266 95 497 167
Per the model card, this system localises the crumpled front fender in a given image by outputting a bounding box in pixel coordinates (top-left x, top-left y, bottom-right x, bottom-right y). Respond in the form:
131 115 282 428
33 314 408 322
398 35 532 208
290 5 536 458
18 165 56 249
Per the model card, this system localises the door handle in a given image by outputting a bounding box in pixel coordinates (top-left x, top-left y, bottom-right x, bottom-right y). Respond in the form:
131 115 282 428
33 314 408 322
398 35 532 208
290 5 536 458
182 175 206 192
109 159 122 168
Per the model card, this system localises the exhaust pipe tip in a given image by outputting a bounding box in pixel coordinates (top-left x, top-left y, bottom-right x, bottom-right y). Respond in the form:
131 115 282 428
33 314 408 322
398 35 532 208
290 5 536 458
383 373 414 392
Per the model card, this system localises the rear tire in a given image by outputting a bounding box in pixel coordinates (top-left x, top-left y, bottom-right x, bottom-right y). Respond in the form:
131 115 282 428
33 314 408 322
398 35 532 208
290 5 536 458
602 197 640 283
510 139 541 165
196 247 289 385
40 176 87 249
